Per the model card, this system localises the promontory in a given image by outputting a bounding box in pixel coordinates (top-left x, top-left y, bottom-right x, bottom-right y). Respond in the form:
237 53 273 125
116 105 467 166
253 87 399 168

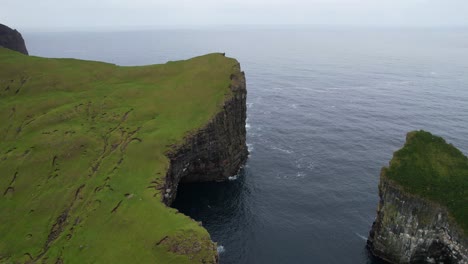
368 130 467 263
0 47 247 263
0 24 28 55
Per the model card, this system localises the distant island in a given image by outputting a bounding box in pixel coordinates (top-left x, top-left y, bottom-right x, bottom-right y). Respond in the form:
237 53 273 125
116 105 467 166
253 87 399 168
0 23 28 55
368 130 467 263
0 29 247 263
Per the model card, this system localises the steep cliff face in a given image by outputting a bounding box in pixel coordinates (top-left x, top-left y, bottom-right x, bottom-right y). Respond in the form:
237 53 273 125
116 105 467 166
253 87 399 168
368 176 467 263
0 24 28 55
368 131 468 264
163 64 248 205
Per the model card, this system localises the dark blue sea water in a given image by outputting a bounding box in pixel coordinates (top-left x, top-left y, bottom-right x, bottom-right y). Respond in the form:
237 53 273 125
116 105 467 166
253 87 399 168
25 27 468 264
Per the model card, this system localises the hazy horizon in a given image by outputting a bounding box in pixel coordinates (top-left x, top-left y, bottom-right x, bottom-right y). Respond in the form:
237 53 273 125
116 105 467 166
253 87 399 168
2 0 468 31
12 24 468 33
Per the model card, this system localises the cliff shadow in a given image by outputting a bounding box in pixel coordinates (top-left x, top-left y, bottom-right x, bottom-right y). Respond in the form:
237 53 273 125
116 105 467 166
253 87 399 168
172 167 256 263
172 167 249 225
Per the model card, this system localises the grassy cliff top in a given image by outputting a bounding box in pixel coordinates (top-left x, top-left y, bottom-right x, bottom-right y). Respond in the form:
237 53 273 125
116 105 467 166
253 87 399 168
0 48 240 263
383 130 468 233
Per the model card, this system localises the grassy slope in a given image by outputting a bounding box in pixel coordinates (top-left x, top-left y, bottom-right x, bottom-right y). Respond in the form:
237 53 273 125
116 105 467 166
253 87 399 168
383 130 468 233
0 48 239 263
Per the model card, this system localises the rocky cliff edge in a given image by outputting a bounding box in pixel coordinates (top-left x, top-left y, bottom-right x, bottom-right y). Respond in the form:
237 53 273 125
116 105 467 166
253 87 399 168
368 131 468 263
163 63 248 205
0 23 28 55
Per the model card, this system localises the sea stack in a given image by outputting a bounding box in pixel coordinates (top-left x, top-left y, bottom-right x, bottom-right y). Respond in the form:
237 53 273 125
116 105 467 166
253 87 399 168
0 23 28 55
368 131 468 263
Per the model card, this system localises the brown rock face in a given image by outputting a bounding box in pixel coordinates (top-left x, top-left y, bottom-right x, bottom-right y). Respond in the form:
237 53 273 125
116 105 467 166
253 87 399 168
162 62 248 205
0 24 28 55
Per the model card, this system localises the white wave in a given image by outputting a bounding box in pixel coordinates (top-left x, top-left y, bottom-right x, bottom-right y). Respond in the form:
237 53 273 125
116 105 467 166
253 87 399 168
247 102 254 108
355 232 368 241
217 245 225 254
296 172 306 177
246 123 251 129
247 143 254 152
271 145 293 154
291 104 298 109
228 175 238 181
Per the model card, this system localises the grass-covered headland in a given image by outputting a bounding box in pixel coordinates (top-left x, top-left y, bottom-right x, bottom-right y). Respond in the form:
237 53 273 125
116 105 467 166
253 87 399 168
382 130 468 233
0 48 240 263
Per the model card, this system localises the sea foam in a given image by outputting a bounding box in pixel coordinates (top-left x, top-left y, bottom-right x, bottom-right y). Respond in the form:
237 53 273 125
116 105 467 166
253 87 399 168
217 245 225 254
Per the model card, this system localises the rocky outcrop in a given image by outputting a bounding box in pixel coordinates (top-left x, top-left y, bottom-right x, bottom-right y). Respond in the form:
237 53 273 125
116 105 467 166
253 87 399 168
368 171 468 263
162 62 248 205
0 24 28 55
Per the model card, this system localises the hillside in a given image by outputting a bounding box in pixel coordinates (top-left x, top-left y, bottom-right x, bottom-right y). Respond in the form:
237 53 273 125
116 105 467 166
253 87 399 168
0 48 244 263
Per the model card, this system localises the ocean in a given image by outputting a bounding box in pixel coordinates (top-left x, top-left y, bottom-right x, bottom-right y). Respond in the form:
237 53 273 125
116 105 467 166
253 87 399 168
25 27 468 263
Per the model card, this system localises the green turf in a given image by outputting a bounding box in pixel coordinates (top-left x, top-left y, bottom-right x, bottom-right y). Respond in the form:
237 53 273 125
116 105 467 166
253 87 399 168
382 130 468 233
0 48 240 263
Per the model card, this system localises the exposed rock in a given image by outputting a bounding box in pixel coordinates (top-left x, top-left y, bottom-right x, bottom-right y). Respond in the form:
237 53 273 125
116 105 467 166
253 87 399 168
368 177 467 263
368 132 468 263
0 24 28 55
163 63 248 205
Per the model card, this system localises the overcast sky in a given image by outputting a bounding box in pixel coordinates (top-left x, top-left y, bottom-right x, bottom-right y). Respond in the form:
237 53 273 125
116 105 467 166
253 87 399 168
2 0 468 30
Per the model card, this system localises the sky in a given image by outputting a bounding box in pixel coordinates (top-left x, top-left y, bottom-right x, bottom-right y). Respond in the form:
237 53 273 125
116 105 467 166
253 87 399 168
2 0 468 31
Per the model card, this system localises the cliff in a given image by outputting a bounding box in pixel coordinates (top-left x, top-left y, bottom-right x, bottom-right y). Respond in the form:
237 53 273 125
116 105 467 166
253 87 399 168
0 48 246 263
368 131 468 263
163 67 248 205
0 24 28 55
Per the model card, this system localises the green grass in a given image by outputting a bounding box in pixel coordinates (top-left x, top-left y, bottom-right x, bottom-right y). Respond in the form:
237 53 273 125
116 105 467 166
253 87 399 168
383 130 468 233
0 48 240 263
